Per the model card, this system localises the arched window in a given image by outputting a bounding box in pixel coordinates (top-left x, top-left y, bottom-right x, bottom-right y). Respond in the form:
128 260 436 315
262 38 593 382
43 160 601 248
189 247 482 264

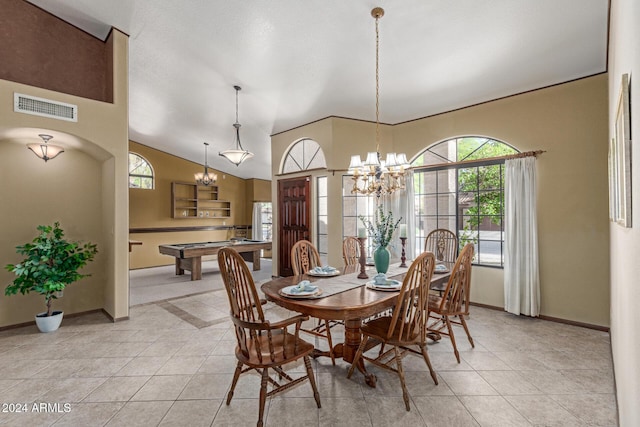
281 138 326 174
412 137 518 267
128 152 154 189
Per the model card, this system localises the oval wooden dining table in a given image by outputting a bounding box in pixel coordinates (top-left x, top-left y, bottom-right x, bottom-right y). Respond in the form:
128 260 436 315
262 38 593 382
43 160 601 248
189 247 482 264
261 264 451 387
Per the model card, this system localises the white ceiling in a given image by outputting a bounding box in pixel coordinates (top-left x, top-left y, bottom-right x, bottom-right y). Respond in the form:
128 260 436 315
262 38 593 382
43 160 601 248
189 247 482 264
26 0 608 180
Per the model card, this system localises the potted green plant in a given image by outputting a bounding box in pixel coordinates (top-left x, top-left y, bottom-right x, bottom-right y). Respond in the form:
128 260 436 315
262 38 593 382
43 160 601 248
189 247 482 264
5 222 98 333
359 206 401 274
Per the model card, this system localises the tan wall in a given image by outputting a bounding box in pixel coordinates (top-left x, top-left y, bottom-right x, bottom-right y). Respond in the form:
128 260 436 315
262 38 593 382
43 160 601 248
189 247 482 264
0 29 129 327
243 179 270 206
244 181 256 228
0 143 105 325
251 179 272 202
128 141 270 269
608 0 640 424
394 75 610 326
271 74 609 327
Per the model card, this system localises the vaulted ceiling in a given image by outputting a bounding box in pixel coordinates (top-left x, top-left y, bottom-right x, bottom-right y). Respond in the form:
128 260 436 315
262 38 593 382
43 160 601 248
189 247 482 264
27 0 609 180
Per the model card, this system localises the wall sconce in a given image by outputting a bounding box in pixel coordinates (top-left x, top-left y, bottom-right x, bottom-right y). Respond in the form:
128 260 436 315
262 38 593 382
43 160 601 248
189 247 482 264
27 134 64 162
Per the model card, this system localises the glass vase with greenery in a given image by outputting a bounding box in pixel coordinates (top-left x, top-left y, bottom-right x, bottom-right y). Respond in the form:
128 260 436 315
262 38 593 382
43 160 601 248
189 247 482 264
359 205 402 248
359 206 401 273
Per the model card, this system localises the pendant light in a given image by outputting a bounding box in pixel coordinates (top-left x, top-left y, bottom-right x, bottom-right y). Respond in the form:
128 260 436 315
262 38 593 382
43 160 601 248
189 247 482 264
219 85 254 166
195 142 217 185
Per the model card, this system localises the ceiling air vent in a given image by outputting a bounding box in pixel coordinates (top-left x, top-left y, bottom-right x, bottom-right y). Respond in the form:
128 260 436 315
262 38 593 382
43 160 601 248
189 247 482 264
14 93 78 122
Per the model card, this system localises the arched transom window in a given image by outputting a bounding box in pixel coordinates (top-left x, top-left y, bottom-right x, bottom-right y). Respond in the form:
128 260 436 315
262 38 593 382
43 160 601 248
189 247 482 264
281 138 326 174
411 137 518 267
128 152 154 189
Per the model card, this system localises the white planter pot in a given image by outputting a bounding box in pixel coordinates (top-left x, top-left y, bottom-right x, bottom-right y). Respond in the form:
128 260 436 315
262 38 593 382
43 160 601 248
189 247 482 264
35 311 64 333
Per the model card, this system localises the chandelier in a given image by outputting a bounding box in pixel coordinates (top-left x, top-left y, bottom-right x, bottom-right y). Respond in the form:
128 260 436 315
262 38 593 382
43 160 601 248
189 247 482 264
348 7 409 198
27 134 64 162
195 142 217 185
219 85 254 166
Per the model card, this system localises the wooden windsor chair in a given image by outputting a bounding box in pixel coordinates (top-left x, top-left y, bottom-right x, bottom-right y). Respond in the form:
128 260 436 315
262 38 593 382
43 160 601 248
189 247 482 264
424 229 458 264
342 236 360 267
290 239 322 277
427 243 475 363
218 247 321 427
290 239 339 364
347 251 439 411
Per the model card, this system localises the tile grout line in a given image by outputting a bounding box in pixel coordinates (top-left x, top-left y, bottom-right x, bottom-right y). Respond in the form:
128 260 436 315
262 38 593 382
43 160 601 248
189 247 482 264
156 300 228 330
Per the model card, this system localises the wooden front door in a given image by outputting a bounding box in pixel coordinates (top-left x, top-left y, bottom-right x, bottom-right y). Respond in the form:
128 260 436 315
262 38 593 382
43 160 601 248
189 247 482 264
278 176 311 276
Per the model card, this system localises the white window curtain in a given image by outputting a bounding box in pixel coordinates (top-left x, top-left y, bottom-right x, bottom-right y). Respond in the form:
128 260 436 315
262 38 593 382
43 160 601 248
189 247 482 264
404 171 416 261
252 202 263 240
504 156 540 316
381 170 414 261
398 170 417 263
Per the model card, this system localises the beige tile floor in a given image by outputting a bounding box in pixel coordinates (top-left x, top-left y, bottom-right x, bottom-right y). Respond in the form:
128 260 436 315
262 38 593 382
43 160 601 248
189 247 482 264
0 275 618 426
128 259 275 306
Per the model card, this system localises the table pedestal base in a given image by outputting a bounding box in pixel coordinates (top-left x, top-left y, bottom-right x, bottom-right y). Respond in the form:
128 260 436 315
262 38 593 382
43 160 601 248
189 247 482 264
309 318 378 387
338 319 379 387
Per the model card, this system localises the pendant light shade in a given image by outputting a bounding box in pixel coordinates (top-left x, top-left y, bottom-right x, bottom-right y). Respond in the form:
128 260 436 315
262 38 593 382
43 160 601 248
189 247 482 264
219 85 254 166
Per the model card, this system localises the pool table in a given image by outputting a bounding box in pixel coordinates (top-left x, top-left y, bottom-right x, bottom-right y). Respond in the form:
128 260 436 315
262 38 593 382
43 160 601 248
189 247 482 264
158 239 272 281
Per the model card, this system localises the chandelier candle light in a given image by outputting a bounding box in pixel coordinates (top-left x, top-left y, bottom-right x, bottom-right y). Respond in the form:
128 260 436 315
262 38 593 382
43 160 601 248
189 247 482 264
348 7 409 198
195 142 217 185
219 85 254 166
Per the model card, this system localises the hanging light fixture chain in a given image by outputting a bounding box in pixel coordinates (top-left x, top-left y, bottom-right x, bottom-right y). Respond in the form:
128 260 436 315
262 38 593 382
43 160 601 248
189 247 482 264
375 10 381 154
235 85 240 126
234 85 244 151
347 7 407 198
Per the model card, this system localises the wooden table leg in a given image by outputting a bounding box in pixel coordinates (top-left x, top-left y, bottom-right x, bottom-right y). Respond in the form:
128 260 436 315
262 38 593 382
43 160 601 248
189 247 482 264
343 318 377 388
190 256 202 280
178 257 202 281
252 250 260 271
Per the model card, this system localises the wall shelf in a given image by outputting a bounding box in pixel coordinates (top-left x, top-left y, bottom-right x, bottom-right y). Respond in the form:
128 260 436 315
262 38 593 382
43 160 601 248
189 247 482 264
171 182 231 219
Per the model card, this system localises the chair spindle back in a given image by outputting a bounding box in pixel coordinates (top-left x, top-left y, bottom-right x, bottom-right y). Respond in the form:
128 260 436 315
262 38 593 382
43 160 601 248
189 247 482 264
342 236 360 266
437 243 474 314
425 229 458 263
218 248 287 364
386 251 436 343
291 240 321 275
